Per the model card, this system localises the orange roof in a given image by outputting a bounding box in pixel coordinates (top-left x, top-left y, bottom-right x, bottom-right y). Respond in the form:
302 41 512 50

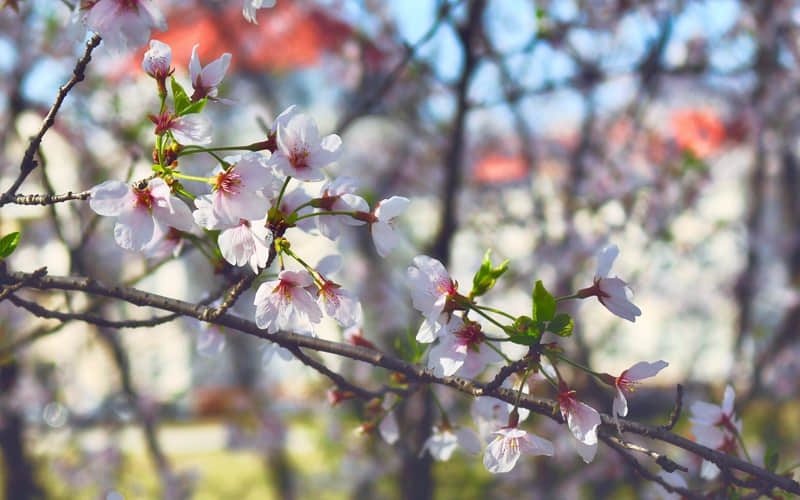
473 153 529 184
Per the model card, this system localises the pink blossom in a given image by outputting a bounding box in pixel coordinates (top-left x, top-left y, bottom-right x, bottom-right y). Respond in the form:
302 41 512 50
143 225 184 258
218 220 271 272
142 39 172 80
612 360 668 419
81 0 166 51
89 178 194 251
578 244 642 322
315 177 368 240
483 426 554 474
210 153 278 222
370 196 409 257
254 270 322 333
317 280 362 327
689 385 741 479
192 196 270 273
557 389 601 463
189 45 232 102
242 0 276 23
271 113 342 181
471 382 531 440
408 254 459 343
408 255 457 321
428 318 501 378
272 186 316 233
420 425 481 461
149 111 212 146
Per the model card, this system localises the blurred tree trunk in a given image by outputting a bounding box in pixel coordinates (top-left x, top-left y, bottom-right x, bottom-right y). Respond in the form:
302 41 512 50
0 361 43 500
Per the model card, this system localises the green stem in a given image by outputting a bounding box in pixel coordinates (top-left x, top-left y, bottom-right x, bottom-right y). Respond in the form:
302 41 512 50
429 388 450 426
550 352 603 378
282 247 324 288
179 145 256 156
294 210 358 221
536 360 560 391
470 306 510 334
274 177 292 212
514 369 531 408
472 304 516 320
733 428 753 463
484 340 512 363
555 293 581 303
172 172 212 183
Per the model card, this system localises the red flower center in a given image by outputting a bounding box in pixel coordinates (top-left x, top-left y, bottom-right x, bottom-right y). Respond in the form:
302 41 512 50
455 322 484 347
133 187 154 209
214 169 242 195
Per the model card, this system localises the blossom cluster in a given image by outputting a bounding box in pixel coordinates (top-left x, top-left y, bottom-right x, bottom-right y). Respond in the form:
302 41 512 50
89 40 407 337
402 248 665 473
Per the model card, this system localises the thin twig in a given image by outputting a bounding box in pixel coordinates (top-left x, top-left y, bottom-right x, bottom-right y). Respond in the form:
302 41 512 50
286 345 379 401
5 190 90 205
0 34 101 206
661 384 683 431
6 293 182 329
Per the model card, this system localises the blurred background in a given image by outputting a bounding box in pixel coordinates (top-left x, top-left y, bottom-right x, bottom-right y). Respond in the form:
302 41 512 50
2 0 800 498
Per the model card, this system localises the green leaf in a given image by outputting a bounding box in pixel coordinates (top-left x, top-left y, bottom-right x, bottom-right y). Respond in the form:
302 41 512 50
0 232 20 259
181 98 207 115
507 334 539 346
532 280 555 322
170 76 207 115
470 249 509 297
171 77 190 113
506 316 540 346
547 313 573 337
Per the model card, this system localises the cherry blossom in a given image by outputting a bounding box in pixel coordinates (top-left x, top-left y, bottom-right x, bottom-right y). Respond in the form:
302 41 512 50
271 112 342 181
218 221 271 272
317 280 362 327
420 425 480 461
557 388 601 463
142 40 172 80
471 382 530 441
689 385 742 479
209 153 279 222
143 225 184 258
149 111 212 146
80 0 166 51
428 317 501 378
315 177 368 240
369 196 409 257
408 254 462 343
271 185 316 233
189 45 232 102
89 178 194 251
483 426 554 474
408 255 458 321
610 360 668 419
192 195 271 273
242 0 276 23
254 270 322 333
578 244 642 322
